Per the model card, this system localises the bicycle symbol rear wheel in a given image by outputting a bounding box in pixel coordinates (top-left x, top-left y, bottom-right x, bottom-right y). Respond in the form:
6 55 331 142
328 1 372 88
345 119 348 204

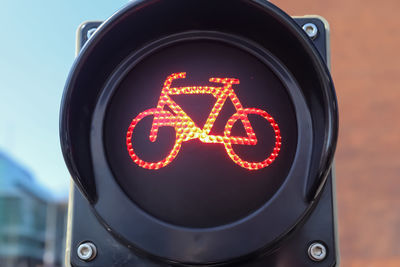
223 108 281 170
126 108 181 170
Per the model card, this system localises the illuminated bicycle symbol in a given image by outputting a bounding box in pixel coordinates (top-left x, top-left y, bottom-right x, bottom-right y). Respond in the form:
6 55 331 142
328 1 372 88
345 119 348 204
126 72 281 170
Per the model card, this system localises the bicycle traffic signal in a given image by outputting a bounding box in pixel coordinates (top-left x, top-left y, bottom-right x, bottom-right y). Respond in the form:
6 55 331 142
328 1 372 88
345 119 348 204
60 0 339 266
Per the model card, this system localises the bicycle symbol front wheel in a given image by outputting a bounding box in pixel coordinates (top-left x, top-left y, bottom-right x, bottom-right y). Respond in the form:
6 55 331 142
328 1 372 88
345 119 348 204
126 108 181 170
223 108 281 170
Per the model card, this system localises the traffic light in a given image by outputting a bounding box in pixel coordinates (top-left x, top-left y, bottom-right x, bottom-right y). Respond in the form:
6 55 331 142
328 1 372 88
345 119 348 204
60 1 339 266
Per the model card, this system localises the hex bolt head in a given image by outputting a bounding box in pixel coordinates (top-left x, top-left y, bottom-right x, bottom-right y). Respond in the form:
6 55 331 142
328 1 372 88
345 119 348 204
77 242 97 261
302 23 318 40
87 28 98 40
308 242 327 261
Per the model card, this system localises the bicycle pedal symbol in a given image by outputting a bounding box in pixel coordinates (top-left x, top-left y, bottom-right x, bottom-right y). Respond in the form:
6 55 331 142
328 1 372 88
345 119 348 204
126 72 281 170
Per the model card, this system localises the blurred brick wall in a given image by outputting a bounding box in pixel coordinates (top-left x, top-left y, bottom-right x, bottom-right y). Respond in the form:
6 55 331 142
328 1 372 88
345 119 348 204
270 0 400 266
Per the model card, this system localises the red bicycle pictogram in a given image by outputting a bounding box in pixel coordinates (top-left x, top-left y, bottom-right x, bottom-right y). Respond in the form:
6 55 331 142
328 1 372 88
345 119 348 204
126 72 281 170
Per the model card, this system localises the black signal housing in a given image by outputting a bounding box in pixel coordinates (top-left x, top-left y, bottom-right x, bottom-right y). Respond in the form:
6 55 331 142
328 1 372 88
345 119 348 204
60 1 339 266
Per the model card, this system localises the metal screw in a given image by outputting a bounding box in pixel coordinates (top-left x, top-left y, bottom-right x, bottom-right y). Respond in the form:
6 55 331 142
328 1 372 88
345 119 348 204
308 242 327 261
302 23 318 40
87 28 98 40
77 242 97 261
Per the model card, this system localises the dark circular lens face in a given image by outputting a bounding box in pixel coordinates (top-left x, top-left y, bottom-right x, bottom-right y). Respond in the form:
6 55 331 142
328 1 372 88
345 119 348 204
104 39 298 228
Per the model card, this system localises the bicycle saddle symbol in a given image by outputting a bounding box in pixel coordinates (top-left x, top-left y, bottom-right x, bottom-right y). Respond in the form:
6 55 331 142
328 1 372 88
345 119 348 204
126 72 281 170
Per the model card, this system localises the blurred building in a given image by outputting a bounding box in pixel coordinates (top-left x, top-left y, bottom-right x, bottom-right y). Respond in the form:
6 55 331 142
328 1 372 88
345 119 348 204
0 152 67 267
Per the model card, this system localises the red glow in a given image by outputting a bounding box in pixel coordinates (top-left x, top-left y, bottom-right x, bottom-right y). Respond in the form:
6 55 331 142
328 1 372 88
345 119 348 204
126 73 281 170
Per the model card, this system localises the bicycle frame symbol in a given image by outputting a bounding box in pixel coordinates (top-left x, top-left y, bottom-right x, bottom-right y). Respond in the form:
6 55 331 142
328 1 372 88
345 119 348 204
126 72 281 170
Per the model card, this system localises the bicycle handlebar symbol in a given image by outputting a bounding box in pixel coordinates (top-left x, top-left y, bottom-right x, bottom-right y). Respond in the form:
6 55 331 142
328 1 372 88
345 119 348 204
126 72 281 170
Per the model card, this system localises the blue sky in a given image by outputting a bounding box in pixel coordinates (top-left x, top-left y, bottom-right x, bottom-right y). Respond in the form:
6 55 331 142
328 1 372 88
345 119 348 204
0 0 128 198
